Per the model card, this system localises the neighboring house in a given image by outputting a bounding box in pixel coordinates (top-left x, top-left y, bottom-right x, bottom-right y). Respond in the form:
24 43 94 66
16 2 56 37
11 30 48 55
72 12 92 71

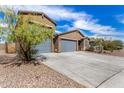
1 10 90 53
53 30 90 53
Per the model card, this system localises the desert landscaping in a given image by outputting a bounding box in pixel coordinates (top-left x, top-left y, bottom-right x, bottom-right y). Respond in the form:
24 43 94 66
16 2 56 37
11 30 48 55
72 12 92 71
0 5 124 88
106 48 124 57
0 53 84 88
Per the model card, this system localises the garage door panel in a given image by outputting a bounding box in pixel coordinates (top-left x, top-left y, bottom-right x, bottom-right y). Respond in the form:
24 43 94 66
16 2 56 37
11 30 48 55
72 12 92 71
35 39 51 53
61 40 76 52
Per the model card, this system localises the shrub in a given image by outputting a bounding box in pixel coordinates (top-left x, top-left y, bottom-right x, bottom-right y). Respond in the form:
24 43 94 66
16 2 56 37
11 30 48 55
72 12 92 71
0 7 54 63
89 38 123 53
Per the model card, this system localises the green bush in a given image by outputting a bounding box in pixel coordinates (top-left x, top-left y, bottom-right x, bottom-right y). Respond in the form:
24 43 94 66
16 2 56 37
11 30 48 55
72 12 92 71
112 40 123 50
89 38 123 53
0 7 54 63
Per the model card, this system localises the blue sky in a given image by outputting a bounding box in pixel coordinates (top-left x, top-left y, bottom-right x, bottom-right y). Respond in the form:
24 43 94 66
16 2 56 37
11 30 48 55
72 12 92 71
0 5 124 42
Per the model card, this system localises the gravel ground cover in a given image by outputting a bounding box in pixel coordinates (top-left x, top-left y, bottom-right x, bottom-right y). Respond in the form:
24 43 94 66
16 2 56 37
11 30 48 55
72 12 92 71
108 49 124 57
97 49 124 57
87 49 124 57
0 55 84 88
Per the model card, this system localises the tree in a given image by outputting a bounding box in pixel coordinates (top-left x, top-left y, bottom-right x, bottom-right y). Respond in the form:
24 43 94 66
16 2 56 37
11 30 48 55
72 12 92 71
102 40 115 52
0 7 54 63
112 40 123 50
89 38 104 53
89 38 123 53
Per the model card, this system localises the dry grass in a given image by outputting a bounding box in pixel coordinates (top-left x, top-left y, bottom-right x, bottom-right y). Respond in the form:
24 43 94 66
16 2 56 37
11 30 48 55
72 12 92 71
0 55 84 88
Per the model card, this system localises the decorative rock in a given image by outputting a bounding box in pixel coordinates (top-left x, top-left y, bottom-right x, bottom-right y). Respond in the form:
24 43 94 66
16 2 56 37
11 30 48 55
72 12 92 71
35 55 47 63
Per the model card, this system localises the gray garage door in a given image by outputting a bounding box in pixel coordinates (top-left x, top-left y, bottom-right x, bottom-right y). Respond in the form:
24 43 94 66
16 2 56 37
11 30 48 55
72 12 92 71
35 39 51 53
61 40 76 52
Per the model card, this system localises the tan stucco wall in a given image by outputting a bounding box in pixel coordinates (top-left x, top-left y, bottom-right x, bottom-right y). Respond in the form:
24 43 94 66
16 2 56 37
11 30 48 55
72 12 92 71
54 31 87 52
20 14 56 28
60 31 84 40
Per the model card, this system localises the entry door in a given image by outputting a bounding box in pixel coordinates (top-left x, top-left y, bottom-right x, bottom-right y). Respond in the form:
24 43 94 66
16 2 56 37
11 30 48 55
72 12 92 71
61 40 76 52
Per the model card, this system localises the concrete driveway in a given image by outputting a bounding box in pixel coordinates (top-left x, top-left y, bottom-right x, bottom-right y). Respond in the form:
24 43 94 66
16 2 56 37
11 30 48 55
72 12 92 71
42 51 124 88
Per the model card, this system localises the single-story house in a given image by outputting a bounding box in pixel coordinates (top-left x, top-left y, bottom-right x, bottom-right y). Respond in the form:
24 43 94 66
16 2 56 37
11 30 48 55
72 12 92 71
1 10 90 53
53 30 90 53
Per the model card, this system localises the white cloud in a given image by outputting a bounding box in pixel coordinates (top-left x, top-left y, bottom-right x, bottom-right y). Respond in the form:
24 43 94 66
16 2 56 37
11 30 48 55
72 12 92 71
6 5 117 34
111 36 124 42
116 14 124 24
3 5 90 21
73 19 118 35
90 34 124 42
1 5 124 42
57 24 71 29
55 30 62 33
57 24 76 31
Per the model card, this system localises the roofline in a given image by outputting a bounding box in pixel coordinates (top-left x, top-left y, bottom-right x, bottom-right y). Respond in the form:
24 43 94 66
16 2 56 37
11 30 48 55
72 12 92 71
17 10 57 26
82 37 90 40
56 30 85 37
